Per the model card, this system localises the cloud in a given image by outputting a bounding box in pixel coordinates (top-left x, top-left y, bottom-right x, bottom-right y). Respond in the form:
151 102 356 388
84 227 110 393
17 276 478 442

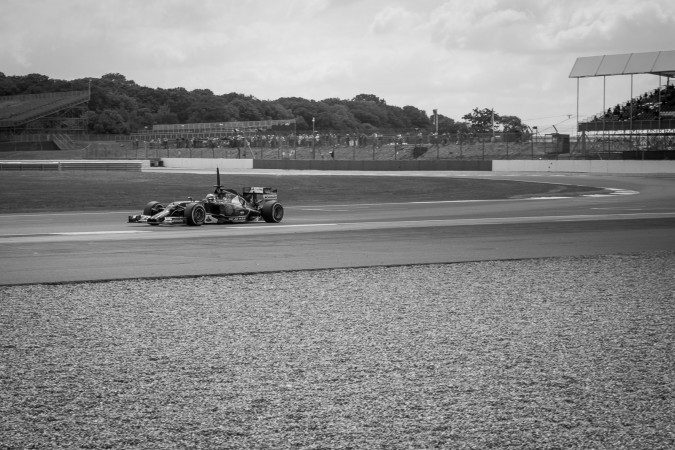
428 0 675 55
1 0 674 133
369 6 421 34
550 0 675 52
429 0 539 52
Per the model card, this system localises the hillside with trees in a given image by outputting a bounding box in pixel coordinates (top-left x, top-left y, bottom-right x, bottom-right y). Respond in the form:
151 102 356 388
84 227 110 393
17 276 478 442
0 72 529 138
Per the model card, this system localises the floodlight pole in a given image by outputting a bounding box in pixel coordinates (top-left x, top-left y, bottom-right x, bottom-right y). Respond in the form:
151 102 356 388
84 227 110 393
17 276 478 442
630 74 634 151
603 76 607 154
576 78 579 146
312 117 315 159
658 75 662 132
532 126 537 159
630 75 634 130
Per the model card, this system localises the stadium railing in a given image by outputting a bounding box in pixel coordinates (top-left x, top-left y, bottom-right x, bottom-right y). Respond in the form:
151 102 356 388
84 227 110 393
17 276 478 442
0 91 89 127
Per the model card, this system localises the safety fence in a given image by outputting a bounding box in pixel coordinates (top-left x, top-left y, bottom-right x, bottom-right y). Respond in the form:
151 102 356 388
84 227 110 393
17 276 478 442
576 133 675 159
83 133 563 161
8 132 674 161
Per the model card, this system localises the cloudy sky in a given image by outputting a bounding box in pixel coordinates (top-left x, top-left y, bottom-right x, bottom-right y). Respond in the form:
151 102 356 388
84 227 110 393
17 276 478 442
2 0 674 134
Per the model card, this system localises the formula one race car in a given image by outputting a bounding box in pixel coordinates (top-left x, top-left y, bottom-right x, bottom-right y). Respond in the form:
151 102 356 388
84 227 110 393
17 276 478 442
128 169 284 226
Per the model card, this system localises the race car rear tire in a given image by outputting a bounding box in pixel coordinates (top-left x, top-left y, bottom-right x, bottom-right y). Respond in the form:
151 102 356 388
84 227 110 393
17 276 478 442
143 201 164 216
185 203 206 226
262 201 284 223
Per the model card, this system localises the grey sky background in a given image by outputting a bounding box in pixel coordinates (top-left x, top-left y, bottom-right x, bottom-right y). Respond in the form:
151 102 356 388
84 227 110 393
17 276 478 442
2 0 674 134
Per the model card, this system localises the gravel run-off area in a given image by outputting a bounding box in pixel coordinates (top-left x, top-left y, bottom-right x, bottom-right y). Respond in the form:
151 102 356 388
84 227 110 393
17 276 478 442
1 252 674 449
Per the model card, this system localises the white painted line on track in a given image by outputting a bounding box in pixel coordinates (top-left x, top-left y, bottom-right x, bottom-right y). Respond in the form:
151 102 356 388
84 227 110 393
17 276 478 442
299 199 518 210
526 197 571 200
302 208 350 211
0 188 640 220
227 223 339 229
0 230 152 240
0 211 136 218
340 212 675 227
186 212 675 232
54 231 152 236
527 187 638 200
593 188 639 195
3 212 673 244
591 207 644 211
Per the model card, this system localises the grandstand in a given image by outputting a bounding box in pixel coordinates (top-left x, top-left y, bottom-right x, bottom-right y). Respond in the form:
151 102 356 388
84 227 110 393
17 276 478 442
569 50 675 158
0 90 90 148
133 119 297 140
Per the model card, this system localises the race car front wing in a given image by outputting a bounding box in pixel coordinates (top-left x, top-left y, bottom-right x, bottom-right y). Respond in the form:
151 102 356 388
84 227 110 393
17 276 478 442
128 214 187 225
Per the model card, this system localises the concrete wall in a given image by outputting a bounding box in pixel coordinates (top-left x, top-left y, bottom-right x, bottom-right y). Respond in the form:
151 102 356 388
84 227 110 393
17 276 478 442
157 158 675 174
493 160 675 174
253 159 492 171
161 158 253 169
0 160 148 171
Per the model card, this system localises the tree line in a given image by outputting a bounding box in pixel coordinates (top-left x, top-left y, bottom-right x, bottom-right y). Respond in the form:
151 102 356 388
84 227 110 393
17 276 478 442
0 72 530 137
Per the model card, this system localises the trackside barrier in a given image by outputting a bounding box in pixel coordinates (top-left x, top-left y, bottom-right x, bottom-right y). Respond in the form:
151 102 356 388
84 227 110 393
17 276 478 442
160 158 254 170
0 160 147 171
4 159 673 174
59 162 144 171
493 160 675 174
252 159 492 171
0 162 59 171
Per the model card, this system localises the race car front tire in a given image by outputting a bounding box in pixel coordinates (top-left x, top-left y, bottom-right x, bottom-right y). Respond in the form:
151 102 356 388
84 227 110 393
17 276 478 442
185 203 206 226
143 201 164 216
262 201 284 223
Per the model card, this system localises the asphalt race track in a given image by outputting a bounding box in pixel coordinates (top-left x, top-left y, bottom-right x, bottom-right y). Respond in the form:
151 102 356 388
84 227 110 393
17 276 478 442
1 172 674 285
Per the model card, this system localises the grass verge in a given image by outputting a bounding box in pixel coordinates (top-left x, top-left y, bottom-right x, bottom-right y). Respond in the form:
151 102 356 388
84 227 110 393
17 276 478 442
0 171 604 213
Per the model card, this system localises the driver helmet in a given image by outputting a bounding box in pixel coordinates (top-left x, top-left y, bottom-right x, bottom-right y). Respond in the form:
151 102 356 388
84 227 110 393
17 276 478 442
205 194 216 203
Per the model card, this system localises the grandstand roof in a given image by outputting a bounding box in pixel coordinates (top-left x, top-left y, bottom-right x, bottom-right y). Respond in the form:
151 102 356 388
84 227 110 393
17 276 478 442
0 91 90 128
569 50 675 78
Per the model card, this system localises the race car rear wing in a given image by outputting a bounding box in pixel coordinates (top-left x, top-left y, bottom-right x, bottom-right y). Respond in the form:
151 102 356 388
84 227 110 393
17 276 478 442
242 187 277 204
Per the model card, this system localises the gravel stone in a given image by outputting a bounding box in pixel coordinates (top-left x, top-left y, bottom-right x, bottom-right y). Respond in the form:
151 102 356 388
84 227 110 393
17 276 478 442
1 252 674 449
